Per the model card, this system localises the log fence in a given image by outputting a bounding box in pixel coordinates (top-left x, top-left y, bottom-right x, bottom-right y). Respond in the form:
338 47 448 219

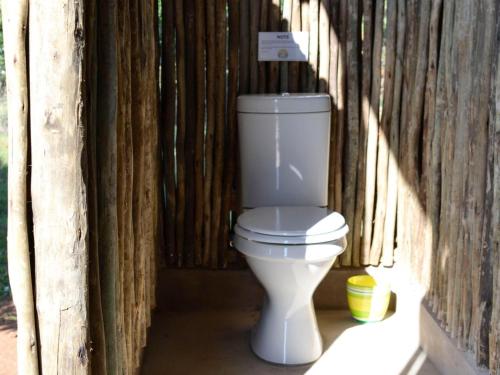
1 0 498 373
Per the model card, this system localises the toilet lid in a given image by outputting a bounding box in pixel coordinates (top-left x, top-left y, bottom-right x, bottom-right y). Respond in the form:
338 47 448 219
235 206 348 244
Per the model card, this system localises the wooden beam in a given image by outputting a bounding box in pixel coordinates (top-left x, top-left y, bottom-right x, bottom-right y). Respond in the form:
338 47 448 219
2 0 39 373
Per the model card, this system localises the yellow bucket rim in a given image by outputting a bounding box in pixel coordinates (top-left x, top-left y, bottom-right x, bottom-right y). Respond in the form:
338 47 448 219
347 275 389 290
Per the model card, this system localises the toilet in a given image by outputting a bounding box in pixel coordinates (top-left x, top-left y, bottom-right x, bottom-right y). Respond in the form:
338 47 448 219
233 93 349 365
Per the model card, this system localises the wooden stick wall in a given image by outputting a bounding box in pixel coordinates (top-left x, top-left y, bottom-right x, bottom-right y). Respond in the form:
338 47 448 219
160 0 499 371
3 0 161 373
161 0 402 269
2 0 499 373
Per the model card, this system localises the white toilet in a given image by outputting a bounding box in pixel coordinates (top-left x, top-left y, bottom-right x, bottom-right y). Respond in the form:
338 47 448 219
233 94 349 365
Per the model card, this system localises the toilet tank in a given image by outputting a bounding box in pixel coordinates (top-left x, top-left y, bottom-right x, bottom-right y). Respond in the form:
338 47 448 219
237 94 331 208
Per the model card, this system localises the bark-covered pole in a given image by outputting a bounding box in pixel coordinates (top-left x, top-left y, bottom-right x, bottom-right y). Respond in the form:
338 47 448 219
2 0 39 373
29 0 91 372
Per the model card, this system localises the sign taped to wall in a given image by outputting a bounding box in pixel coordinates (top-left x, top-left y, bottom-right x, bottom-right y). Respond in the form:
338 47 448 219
258 32 309 62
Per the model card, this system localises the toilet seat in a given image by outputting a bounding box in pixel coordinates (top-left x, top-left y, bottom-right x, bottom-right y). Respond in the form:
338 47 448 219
235 206 348 245
233 206 348 262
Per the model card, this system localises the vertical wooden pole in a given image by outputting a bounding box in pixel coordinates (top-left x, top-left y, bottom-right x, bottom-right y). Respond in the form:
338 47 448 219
334 0 347 213
161 0 177 266
340 0 360 266
422 0 443 303
203 1 216 266
280 0 293 92
464 0 495 354
85 0 108 371
478 3 499 368
369 0 397 265
239 0 250 94
120 0 135 367
174 0 186 267
130 0 146 364
361 0 384 265
288 0 301 92
184 0 197 267
96 0 121 372
210 0 227 269
221 0 240 269
29 0 92 372
3 1 40 373
258 0 269 93
249 0 260 93
194 0 206 266
269 0 281 92
382 0 405 267
352 0 373 267
318 0 330 93
327 0 339 210
308 0 319 92
116 0 129 368
300 0 310 91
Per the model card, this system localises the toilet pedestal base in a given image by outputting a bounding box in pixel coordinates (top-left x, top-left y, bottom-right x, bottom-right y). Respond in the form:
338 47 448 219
250 297 323 365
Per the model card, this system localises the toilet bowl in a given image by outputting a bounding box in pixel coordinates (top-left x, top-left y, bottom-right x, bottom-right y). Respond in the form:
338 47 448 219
235 94 349 365
233 206 348 364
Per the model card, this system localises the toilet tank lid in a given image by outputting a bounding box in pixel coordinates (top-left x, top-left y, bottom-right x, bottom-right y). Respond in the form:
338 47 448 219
237 93 331 114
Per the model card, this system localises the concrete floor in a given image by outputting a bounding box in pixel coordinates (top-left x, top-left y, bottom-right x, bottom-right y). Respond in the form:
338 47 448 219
141 309 440 375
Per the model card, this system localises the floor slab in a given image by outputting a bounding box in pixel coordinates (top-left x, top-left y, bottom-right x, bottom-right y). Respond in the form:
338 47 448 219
141 309 440 375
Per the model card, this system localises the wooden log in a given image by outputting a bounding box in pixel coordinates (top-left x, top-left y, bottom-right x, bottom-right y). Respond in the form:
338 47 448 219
340 0 360 266
300 0 310 91
422 0 443 308
318 0 329 93
221 0 240 269
85 0 108 371
334 0 347 213
369 0 397 265
288 0 301 92
194 0 206 266
210 0 227 269
116 1 129 368
280 0 292 92
477 1 499 367
258 0 269 93
396 0 420 277
351 0 372 267
447 0 474 340
152 0 161 313
203 1 216 266
361 0 384 265
327 0 339 210
239 0 250 94
175 0 186 267
184 0 197 267
142 0 159 331
95 0 121 372
307 0 319 92
130 0 147 363
249 0 260 93
435 0 457 323
120 0 136 366
161 0 177 266
30 0 92 372
269 0 281 92
464 0 495 355
2 1 39 373
381 0 405 267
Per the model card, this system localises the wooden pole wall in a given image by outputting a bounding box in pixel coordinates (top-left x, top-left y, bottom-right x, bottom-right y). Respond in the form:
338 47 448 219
157 0 499 372
3 0 499 373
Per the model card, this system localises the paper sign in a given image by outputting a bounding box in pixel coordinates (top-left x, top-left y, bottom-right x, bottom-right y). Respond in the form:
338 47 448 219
258 32 309 62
